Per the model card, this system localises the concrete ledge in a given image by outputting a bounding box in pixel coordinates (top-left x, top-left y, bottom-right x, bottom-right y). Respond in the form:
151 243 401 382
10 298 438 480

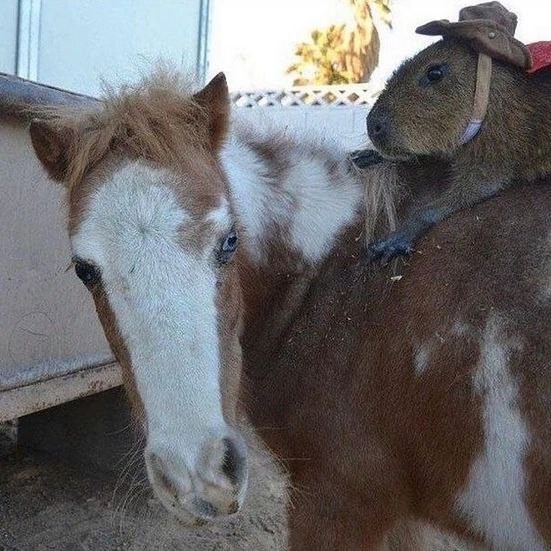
0 362 121 422
0 72 97 120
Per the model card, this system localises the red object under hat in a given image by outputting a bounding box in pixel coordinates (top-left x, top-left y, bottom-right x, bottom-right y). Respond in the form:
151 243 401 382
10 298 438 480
527 41 551 74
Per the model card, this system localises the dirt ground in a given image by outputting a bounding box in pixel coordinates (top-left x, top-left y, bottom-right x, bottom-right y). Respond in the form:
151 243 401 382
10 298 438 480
0 423 288 551
1 423 478 551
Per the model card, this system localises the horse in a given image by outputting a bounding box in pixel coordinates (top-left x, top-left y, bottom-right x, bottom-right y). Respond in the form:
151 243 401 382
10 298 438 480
29 71 551 550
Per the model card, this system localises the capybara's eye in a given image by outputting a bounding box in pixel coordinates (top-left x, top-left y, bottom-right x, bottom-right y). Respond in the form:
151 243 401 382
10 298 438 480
427 66 444 81
74 258 101 287
419 64 449 87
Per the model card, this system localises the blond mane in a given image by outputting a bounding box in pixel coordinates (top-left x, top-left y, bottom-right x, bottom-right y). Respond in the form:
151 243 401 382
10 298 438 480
34 70 212 189
359 161 399 244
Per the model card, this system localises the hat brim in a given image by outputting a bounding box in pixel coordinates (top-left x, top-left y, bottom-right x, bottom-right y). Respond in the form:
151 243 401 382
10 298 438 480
416 18 532 69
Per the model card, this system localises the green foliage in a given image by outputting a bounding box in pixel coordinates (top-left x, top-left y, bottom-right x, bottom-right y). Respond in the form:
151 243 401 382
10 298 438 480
288 25 351 85
373 0 392 28
287 0 392 86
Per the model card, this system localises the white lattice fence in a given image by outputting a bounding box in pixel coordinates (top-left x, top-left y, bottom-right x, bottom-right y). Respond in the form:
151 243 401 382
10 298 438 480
231 84 377 108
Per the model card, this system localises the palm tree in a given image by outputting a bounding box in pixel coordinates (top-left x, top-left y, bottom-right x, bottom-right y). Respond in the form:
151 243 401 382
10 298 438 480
287 0 392 86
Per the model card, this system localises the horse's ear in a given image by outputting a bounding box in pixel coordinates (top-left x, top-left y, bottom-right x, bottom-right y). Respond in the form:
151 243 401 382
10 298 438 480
29 119 73 183
193 72 229 151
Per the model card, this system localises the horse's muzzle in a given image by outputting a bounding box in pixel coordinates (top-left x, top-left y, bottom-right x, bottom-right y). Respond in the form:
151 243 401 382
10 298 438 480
145 428 248 521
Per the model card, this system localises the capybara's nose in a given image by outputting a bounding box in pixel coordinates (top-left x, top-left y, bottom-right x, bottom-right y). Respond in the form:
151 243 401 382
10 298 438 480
366 108 390 146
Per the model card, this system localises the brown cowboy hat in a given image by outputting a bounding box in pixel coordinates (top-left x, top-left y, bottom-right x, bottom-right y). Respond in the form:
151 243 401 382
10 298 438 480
416 1 532 69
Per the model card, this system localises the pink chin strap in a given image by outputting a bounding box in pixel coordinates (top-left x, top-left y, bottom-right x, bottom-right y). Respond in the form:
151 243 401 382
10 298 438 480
460 42 551 145
459 52 492 145
459 118 484 145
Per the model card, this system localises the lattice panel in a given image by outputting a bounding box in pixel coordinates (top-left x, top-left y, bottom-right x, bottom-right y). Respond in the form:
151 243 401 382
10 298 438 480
231 84 376 108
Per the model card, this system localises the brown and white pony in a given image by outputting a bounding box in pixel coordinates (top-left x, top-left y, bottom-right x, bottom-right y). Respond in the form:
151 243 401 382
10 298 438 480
29 72 551 550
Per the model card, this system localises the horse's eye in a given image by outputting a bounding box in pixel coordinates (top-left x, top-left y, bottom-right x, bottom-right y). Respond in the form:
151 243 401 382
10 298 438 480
74 260 101 286
420 64 449 87
218 229 238 263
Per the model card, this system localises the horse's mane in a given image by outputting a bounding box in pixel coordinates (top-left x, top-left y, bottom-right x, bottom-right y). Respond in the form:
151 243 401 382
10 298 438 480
359 161 399 244
33 69 211 188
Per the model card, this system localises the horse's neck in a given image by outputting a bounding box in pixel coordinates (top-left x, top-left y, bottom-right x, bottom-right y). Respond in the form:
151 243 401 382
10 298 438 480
221 119 365 349
221 120 365 267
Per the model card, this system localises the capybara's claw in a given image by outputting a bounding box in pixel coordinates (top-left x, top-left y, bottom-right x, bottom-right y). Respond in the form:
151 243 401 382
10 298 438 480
366 232 415 264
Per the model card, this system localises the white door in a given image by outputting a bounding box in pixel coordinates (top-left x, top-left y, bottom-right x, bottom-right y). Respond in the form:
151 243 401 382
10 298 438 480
7 0 209 95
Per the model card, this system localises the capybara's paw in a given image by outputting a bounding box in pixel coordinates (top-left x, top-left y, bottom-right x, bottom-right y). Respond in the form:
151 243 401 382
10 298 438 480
366 232 415 264
350 149 385 169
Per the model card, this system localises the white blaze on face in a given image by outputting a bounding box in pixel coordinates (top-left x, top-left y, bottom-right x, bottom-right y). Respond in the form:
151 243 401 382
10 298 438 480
72 161 230 467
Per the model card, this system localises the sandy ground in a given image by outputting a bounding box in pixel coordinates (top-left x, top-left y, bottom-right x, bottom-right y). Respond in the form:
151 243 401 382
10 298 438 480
0 424 288 551
0 423 478 551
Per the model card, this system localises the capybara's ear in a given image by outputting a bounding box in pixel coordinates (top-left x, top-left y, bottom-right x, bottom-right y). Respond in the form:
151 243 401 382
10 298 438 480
193 72 230 151
29 119 73 183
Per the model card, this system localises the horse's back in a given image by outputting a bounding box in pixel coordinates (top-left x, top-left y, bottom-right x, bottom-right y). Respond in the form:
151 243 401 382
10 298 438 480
390 179 551 547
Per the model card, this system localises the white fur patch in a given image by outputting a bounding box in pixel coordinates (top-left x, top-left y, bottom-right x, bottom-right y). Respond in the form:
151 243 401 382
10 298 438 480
455 317 545 550
221 117 363 265
206 198 231 230
414 342 430 375
72 161 227 466
284 158 363 264
221 135 280 261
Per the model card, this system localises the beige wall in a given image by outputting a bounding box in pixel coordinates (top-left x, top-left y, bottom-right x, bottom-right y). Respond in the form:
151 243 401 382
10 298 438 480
0 119 111 393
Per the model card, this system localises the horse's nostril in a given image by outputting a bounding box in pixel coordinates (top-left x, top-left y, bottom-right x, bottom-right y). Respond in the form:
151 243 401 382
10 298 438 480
374 124 383 135
147 452 178 496
193 497 219 518
221 437 244 485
